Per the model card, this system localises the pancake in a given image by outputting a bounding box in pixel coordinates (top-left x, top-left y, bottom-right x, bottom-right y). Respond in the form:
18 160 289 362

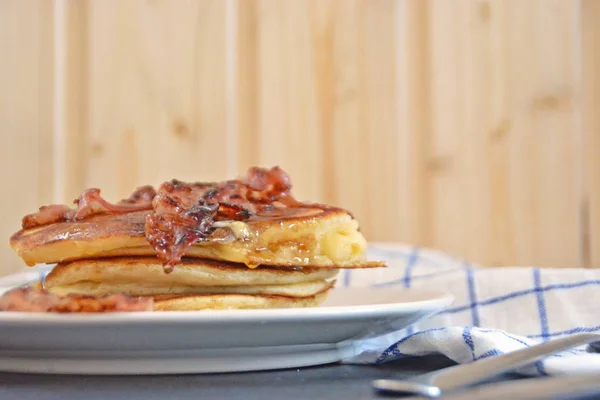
44 257 339 290
152 290 331 311
3 167 386 313
12 207 380 269
46 279 335 298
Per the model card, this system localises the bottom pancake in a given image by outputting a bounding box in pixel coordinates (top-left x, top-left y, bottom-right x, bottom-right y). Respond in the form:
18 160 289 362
152 290 331 311
48 279 335 298
6 280 332 311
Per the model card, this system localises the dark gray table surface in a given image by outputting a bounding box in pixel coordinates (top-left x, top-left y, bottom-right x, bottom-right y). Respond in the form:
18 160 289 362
0 356 597 400
0 356 453 400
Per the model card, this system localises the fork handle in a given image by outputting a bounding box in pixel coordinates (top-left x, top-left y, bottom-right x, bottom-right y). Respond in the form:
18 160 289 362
431 333 600 391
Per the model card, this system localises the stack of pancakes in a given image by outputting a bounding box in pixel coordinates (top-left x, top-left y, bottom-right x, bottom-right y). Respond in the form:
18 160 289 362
10 170 383 310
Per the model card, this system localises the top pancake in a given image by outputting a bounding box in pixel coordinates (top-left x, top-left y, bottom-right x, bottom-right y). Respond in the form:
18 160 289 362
11 205 384 269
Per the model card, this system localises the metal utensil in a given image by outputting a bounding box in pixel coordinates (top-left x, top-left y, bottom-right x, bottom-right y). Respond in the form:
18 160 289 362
440 373 600 400
372 333 600 397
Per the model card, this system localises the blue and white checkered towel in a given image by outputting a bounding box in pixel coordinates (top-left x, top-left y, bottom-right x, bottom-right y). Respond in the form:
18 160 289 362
342 243 600 376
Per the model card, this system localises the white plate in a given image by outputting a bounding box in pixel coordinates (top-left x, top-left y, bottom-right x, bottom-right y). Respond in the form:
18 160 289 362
0 271 453 375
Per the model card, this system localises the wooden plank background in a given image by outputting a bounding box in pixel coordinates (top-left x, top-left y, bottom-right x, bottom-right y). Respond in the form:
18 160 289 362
422 0 581 267
0 0 54 275
63 0 231 202
582 0 600 268
0 0 598 275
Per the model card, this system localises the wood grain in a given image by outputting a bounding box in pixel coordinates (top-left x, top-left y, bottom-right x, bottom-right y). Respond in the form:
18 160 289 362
61 0 88 203
582 0 600 267
396 0 432 245
1 0 593 274
237 0 584 266
503 0 581 267
424 0 581 266
65 0 231 202
0 0 54 275
236 0 401 241
237 0 326 202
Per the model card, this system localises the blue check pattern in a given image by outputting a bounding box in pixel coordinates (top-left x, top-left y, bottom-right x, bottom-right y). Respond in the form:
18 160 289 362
342 243 600 376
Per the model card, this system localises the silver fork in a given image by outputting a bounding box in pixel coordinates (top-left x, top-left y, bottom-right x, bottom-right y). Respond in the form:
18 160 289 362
372 333 600 397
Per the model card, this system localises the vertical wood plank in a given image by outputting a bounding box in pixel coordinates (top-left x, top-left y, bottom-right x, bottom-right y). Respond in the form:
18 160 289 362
236 0 402 241
0 0 54 275
426 1 472 260
504 0 581 266
425 0 581 266
582 0 600 267
62 0 88 203
65 0 230 202
236 1 259 174
426 0 514 264
361 1 403 239
396 0 432 245
243 0 325 201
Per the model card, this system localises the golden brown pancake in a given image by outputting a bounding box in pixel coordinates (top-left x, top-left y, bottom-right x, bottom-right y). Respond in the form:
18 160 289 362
12 207 382 269
44 257 339 289
47 279 335 298
44 257 338 298
152 290 331 311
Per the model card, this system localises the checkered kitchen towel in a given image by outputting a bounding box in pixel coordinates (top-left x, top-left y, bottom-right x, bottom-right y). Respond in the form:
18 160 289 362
342 243 600 376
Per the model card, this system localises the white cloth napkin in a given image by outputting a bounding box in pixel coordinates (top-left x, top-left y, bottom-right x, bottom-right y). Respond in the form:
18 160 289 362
342 243 600 375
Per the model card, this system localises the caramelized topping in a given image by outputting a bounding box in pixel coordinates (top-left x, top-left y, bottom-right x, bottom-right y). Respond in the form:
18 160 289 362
22 187 153 229
22 204 73 229
0 287 153 313
245 166 292 200
118 185 157 205
71 188 153 220
144 167 296 270
146 180 219 271
20 167 301 271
